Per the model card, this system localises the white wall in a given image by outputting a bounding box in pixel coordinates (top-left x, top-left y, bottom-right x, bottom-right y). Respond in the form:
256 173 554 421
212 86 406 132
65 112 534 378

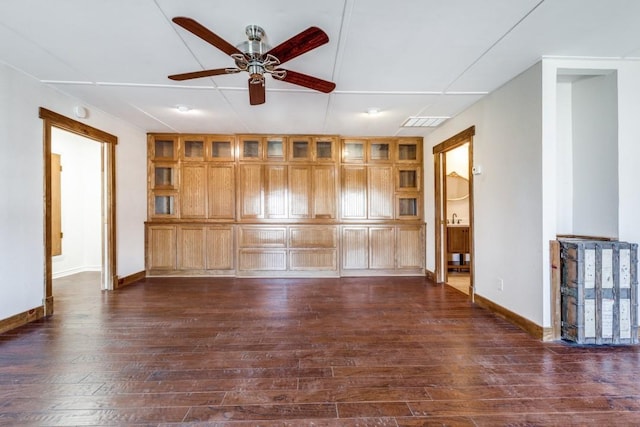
556 80 573 233
425 62 545 326
0 63 147 321
51 128 102 278
571 72 618 238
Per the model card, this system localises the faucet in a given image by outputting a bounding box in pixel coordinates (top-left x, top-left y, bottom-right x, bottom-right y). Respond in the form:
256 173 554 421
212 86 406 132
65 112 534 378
452 213 458 224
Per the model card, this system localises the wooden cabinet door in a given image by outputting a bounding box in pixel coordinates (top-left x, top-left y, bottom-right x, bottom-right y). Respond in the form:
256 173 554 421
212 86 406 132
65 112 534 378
368 166 394 219
397 226 424 269
206 226 233 270
447 226 469 253
147 225 176 270
341 166 367 219
180 164 207 218
342 227 368 269
208 164 235 219
313 165 336 219
369 227 395 269
289 165 311 218
177 226 206 270
239 164 263 219
265 165 288 218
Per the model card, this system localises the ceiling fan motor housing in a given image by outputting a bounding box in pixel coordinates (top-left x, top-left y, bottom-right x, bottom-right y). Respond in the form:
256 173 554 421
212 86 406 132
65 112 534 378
237 25 270 58
232 25 279 84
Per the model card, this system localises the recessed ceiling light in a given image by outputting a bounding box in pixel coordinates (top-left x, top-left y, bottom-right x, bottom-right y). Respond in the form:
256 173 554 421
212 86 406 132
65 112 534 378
175 104 191 113
366 107 380 115
401 116 449 127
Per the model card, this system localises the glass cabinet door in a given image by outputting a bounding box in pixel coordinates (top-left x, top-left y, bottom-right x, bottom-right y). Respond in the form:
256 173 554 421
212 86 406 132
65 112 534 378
153 164 175 189
290 137 311 161
369 141 391 162
182 138 205 160
314 138 335 162
396 139 422 163
266 137 286 161
342 139 366 163
396 194 420 219
210 139 234 161
152 137 178 160
396 166 420 191
239 137 262 160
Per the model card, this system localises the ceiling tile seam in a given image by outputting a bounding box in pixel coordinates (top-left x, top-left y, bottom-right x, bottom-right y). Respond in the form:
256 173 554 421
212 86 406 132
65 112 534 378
323 0 354 134
0 21 92 83
442 0 547 93
39 81 489 96
40 80 96 85
127 102 179 133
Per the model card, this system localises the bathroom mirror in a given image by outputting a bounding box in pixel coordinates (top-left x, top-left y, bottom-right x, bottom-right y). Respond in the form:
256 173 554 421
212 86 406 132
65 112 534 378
446 171 469 201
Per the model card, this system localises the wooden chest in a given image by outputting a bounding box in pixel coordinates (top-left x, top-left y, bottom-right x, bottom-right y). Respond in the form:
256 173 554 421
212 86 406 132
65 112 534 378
560 239 638 345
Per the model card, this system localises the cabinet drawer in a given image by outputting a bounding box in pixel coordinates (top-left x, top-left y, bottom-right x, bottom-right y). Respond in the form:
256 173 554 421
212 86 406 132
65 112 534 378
239 227 286 247
290 249 337 270
239 250 287 271
289 226 337 248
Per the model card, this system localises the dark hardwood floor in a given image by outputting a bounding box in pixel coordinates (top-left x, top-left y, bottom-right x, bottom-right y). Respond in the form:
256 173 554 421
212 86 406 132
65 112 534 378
2 273 640 426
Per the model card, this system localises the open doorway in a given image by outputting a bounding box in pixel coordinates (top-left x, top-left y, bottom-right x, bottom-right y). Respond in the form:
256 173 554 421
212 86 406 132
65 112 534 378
433 126 475 298
51 128 103 296
40 108 117 316
51 129 101 277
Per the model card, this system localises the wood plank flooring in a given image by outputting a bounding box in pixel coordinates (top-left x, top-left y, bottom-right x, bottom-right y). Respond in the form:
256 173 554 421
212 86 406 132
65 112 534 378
446 272 470 295
2 272 640 425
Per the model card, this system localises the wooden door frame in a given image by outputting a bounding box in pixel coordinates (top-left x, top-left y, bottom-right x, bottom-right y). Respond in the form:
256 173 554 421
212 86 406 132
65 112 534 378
433 126 475 299
40 107 117 316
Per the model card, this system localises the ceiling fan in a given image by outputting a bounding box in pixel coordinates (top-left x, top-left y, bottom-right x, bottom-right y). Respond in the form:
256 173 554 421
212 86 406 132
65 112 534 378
168 17 336 105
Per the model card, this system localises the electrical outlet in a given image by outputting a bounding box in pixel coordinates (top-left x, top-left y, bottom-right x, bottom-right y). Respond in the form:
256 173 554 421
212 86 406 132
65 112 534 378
497 277 504 291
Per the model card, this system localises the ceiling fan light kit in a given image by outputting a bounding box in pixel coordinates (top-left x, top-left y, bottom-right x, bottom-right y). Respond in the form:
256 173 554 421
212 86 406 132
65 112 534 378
169 17 336 105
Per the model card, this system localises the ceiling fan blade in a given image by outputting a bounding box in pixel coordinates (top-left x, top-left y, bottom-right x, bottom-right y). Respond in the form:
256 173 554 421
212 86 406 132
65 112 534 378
266 26 329 65
168 68 230 81
172 17 242 57
248 79 266 105
275 69 336 93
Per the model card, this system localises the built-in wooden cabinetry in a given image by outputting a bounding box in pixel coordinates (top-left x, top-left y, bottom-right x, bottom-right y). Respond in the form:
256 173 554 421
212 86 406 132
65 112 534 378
146 133 424 277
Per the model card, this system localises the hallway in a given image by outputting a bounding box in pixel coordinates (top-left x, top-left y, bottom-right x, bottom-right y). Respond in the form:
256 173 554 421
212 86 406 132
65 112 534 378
2 275 640 425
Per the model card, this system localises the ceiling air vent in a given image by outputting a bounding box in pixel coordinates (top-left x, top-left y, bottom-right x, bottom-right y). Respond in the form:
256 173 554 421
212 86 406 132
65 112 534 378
401 116 449 127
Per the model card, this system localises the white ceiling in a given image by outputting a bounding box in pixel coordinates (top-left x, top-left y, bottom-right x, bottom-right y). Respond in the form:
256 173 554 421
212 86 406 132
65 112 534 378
1 0 639 137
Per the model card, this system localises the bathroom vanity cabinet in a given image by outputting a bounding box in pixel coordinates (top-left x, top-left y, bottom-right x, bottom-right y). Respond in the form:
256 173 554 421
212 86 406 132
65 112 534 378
447 225 469 272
